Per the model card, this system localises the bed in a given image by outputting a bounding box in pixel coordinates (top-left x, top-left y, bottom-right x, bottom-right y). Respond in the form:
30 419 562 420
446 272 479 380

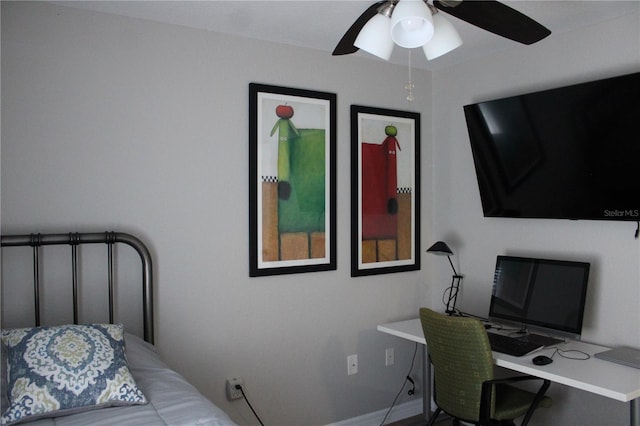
1 231 236 426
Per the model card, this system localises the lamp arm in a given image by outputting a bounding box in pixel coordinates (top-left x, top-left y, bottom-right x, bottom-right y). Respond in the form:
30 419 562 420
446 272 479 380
447 255 459 276
444 274 462 315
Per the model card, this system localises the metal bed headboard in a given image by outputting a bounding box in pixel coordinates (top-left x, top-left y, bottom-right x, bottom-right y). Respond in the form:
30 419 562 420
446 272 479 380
1 231 154 344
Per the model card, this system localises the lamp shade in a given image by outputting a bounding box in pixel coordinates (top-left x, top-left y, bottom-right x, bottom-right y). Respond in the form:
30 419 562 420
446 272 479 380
426 241 453 256
423 13 462 60
390 0 434 48
355 13 395 60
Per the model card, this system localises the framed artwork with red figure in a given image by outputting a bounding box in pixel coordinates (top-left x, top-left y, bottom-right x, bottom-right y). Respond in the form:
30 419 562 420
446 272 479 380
351 105 420 276
249 83 337 277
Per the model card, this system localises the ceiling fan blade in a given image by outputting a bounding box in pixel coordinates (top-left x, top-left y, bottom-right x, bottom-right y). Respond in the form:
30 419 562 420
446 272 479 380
332 1 386 56
434 0 551 45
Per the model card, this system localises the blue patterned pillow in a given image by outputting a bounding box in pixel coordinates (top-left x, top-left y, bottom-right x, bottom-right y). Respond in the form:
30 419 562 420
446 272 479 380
1 342 8 417
1 323 147 425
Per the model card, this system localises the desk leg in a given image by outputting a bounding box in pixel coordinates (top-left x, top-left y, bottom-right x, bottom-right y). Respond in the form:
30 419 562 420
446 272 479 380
632 398 639 426
422 345 431 421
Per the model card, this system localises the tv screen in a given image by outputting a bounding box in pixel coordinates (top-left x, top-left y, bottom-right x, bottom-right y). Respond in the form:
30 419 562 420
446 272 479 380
488 255 590 339
464 72 640 220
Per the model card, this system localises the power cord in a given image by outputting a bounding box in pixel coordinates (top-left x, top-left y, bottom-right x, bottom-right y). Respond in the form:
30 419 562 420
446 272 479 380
548 347 591 361
379 342 419 426
406 376 416 395
442 285 459 312
236 384 265 426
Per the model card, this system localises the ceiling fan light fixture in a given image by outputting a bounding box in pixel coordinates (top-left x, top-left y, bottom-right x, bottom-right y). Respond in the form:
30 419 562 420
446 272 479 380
390 0 434 48
354 3 395 60
423 11 462 60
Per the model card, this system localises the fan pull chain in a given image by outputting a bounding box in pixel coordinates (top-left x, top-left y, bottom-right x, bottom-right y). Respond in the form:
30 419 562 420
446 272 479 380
405 50 415 102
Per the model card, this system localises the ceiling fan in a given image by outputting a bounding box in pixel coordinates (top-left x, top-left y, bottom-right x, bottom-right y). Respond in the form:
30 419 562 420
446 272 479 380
333 0 551 59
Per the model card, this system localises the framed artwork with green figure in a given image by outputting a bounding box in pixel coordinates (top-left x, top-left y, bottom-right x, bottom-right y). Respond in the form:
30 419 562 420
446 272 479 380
249 84 336 277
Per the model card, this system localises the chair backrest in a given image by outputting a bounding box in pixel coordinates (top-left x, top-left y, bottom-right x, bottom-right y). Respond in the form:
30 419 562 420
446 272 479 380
419 308 495 422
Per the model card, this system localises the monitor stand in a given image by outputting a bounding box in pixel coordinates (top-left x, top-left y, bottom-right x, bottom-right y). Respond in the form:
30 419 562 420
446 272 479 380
522 333 564 347
514 325 564 346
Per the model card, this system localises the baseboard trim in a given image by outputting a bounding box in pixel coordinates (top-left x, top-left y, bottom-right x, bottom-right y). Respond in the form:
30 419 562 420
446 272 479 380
325 398 422 426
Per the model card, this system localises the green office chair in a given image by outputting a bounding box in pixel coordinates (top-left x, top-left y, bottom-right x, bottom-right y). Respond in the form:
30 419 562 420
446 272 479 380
419 308 552 426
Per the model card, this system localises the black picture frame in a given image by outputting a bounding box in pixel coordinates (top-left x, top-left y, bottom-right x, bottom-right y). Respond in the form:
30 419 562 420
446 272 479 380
249 83 337 276
351 105 420 276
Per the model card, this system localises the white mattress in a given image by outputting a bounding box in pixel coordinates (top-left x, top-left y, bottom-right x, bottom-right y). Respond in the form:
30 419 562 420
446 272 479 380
22 333 237 426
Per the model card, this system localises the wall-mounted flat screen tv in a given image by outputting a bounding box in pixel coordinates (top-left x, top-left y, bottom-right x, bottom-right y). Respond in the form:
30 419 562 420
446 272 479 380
464 72 640 221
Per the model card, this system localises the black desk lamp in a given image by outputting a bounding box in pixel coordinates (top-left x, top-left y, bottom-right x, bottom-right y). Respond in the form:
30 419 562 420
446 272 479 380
427 241 463 315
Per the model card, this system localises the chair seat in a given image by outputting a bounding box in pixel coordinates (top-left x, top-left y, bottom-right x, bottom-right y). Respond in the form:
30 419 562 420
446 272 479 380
494 383 552 421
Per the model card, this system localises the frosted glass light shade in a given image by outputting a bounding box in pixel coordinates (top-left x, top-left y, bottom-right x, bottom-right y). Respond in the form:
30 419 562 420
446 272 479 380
423 13 462 60
354 13 394 60
390 0 434 48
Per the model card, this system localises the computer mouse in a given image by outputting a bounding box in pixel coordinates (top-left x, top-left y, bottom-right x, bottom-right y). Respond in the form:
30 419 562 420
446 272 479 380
532 355 553 365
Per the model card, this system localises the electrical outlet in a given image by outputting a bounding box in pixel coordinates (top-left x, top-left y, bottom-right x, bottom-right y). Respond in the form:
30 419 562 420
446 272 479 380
226 377 244 400
347 354 358 375
385 347 395 366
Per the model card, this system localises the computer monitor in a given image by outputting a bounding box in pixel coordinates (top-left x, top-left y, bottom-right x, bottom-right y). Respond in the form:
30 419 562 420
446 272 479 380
488 255 590 339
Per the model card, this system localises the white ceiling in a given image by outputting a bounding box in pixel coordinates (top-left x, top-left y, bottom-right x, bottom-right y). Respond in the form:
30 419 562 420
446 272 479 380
53 1 639 70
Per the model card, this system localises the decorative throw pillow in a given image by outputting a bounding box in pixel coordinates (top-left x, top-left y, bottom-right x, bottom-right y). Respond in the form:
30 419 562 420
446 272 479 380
1 342 8 416
1 323 147 425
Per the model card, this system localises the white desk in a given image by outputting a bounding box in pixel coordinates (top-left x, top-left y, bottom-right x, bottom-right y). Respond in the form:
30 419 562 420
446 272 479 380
378 318 640 425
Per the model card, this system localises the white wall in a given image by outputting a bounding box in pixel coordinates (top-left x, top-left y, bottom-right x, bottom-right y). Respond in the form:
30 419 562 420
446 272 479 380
1 2 434 425
431 8 640 426
4 2 640 425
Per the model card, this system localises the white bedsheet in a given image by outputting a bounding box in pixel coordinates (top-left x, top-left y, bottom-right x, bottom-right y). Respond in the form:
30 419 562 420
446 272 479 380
22 334 237 426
